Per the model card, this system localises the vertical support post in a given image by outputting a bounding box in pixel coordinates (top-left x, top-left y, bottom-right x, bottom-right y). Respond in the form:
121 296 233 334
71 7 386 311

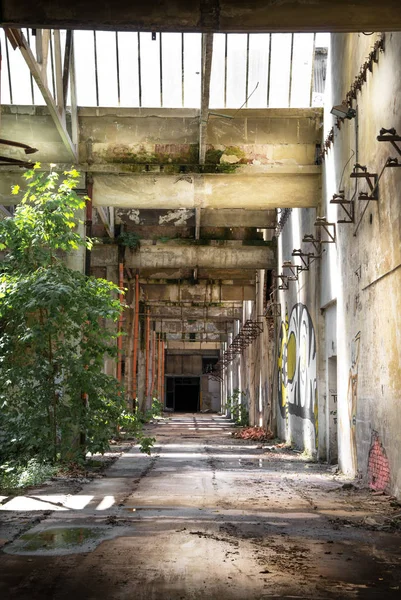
145 308 150 408
149 330 157 399
161 340 165 406
157 335 162 401
85 176 93 277
132 272 140 406
117 262 124 382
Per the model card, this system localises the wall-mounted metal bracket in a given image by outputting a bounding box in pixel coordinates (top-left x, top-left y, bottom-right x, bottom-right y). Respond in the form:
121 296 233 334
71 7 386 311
377 128 401 157
273 273 289 290
314 217 336 243
302 234 322 254
292 248 313 271
330 190 354 223
282 261 300 280
385 157 401 168
350 163 378 200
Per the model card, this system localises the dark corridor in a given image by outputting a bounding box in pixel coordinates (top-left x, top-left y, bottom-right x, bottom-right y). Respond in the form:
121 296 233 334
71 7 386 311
166 377 200 412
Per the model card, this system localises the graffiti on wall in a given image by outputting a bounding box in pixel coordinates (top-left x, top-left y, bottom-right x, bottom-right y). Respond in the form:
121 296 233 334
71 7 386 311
277 303 318 438
347 331 360 472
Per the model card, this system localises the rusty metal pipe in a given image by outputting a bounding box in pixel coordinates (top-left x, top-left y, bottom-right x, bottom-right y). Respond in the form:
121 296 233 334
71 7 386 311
132 272 139 405
117 262 124 382
145 308 150 407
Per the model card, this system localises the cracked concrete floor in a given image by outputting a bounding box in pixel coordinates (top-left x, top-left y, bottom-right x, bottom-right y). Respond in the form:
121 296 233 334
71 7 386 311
1 414 401 599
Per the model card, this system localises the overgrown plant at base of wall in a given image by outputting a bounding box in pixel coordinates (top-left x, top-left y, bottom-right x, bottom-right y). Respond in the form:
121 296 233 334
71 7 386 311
226 388 249 427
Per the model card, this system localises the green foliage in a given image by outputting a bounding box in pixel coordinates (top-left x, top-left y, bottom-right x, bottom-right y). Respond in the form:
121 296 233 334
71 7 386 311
226 388 249 427
0 459 57 493
117 410 156 455
0 164 128 465
118 231 141 251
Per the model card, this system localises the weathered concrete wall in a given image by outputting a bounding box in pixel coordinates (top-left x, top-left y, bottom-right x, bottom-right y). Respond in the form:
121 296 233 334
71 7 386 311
275 208 320 456
322 32 401 497
270 32 401 498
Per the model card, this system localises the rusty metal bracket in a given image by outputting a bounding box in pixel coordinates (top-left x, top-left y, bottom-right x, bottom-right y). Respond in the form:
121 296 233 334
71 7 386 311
385 157 401 168
314 217 336 243
273 273 289 290
350 163 378 200
330 190 354 223
376 128 401 157
302 233 323 253
282 261 300 280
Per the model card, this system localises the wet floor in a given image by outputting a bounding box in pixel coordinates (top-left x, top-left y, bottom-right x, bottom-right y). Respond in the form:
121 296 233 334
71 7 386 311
1 414 401 599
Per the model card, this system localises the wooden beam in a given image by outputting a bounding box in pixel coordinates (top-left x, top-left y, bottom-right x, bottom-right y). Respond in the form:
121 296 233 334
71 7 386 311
4 27 77 162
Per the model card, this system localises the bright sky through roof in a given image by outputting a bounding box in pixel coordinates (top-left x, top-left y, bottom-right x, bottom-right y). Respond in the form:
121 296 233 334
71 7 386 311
0 30 329 109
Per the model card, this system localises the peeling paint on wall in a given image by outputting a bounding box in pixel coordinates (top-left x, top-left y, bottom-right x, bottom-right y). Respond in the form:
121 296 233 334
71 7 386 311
278 303 318 443
159 209 194 226
115 208 141 224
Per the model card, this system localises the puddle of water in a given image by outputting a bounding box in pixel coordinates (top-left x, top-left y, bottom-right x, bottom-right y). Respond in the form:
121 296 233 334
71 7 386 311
18 527 103 551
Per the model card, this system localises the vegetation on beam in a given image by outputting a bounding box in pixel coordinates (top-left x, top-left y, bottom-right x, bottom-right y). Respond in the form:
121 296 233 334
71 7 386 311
0 165 154 485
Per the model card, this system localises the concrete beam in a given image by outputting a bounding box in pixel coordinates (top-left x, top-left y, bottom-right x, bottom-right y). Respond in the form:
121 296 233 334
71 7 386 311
166 342 220 351
2 1 401 32
91 241 274 270
143 283 255 302
147 305 241 320
153 320 234 334
93 169 320 210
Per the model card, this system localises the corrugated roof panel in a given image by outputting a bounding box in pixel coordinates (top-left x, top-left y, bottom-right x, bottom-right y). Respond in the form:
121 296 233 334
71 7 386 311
117 32 140 107
95 31 119 107
268 33 292 108
290 33 314 108
226 34 247 108
161 33 183 108
247 34 270 109
209 33 226 108
74 30 97 106
183 33 201 108
139 32 161 108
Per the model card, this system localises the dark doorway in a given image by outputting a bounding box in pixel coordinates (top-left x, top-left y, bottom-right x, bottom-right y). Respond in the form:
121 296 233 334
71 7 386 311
166 377 200 412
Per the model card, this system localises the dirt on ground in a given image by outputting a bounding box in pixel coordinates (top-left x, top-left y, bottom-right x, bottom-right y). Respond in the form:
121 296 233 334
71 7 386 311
1 414 401 599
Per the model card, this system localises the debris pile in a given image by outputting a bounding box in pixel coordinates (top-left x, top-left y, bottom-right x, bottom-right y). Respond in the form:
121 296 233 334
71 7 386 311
232 427 274 441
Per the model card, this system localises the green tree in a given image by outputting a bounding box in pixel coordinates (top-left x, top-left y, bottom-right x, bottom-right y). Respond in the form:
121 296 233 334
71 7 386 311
0 165 125 464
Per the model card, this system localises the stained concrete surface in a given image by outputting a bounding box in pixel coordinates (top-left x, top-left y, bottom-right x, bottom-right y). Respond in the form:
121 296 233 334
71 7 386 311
1 414 401 599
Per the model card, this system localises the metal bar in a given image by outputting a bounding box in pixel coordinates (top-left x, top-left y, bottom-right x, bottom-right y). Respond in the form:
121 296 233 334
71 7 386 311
115 31 120 106
161 340 165 405
199 32 213 165
69 33 78 147
62 30 72 108
245 33 250 107
137 32 142 108
132 272 140 402
181 32 184 108
53 30 64 116
93 30 99 106
4 34 13 103
266 34 272 107
288 33 294 108
117 262 124 383
4 28 77 160
145 308 150 405
159 32 163 107
49 31 56 98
